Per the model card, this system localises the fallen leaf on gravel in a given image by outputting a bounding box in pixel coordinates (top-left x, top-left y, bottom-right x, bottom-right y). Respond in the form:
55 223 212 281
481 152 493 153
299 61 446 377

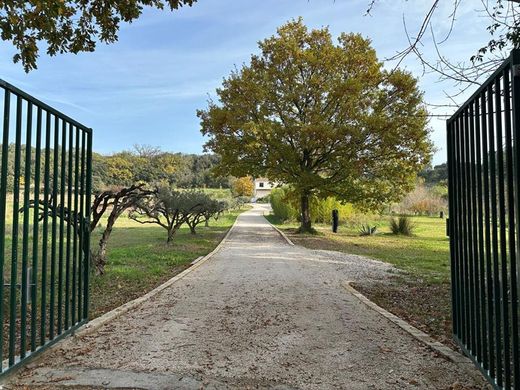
48 376 74 383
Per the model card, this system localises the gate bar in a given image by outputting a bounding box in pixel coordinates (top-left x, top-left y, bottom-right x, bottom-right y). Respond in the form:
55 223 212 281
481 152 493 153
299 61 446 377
510 50 520 390
0 90 10 369
31 107 42 352
9 96 23 366
20 101 33 359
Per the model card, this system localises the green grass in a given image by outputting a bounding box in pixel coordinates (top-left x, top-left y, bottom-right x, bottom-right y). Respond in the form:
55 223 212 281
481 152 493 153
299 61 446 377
267 213 456 346
2 193 244 315
266 214 450 283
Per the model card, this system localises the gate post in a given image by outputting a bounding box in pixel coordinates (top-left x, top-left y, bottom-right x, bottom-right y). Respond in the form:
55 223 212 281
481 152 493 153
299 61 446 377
508 49 520 389
83 129 93 321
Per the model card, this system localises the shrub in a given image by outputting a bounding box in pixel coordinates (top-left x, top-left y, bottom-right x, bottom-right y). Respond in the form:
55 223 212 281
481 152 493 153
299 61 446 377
389 216 415 236
310 196 354 224
256 195 270 203
230 196 251 209
359 225 377 236
393 183 447 216
270 187 298 221
270 186 354 224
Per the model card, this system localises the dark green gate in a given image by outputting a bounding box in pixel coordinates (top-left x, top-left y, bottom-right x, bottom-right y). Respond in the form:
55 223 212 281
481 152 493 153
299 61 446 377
447 50 520 389
0 80 92 375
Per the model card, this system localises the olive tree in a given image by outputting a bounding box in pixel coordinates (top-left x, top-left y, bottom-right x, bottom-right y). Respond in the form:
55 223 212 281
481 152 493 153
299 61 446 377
29 183 153 275
129 187 201 243
90 184 154 274
185 194 228 234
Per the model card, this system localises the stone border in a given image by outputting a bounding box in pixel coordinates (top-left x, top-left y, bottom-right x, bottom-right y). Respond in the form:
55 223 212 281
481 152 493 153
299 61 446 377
1 216 240 383
342 281 473 365
262 213 295 246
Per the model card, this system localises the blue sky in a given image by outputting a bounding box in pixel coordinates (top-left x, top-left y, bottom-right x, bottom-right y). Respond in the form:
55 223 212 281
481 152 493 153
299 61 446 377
0 0 490 165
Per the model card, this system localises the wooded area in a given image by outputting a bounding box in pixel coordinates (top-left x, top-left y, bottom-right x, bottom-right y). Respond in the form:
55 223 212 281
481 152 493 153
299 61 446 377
0 144 230 192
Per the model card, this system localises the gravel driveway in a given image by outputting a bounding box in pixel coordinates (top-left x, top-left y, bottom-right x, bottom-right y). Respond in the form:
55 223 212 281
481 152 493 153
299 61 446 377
9 204 487 389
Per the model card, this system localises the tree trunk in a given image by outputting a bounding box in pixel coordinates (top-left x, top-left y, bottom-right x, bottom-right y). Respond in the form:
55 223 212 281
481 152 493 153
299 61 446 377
186 220 197 234
167 228 176 243
299 192 312 233
205 218 209 227
94 220 114 275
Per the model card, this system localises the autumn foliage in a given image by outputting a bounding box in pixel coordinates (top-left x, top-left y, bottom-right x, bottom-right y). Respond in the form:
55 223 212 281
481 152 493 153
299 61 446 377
199 19 432 232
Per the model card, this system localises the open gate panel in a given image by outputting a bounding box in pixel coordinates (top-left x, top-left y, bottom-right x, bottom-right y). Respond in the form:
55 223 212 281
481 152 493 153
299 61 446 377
0 80 92 375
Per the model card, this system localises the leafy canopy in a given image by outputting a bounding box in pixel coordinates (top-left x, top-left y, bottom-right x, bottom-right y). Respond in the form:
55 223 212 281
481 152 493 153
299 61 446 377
91 148 229 191
129 187 201 242
0 0 196 71
199 19 432 213
232 176 254 197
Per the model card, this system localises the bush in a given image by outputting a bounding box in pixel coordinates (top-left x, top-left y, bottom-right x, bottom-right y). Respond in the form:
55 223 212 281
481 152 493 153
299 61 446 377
270 187 298 221
389 216 415 236
255 195 270 203
359 225 377 236
270 187 354 224
393 183 447 216
310 196 354 224
233 196 251 208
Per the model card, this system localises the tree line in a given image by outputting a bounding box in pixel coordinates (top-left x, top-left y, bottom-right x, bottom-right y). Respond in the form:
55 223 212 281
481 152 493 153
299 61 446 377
0 144 230 192
93 146 230 190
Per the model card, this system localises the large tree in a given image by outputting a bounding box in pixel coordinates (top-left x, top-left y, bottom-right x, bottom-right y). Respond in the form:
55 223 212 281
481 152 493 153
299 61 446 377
198 19 432 232
0 0 196 71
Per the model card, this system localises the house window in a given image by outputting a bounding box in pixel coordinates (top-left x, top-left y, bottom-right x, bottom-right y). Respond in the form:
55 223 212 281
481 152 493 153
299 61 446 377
259 182 264 188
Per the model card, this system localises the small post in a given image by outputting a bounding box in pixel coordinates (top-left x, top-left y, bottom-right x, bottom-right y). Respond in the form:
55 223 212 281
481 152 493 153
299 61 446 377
440 211 445 219
332 209 339 233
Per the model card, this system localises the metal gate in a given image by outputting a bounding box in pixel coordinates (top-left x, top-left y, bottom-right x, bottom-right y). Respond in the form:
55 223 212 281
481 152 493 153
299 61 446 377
447 50 520 389
0 80 92 375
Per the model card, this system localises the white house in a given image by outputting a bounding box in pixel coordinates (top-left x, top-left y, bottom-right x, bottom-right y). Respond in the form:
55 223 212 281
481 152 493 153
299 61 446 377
253 177 275 200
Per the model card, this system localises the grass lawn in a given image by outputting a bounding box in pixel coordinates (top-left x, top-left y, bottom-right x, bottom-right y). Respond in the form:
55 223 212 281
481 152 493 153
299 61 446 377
90 208 245 318
266 214 456 347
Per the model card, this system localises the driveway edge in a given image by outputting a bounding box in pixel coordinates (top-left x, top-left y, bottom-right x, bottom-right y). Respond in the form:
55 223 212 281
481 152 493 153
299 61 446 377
342 281 473 366
2 217 240 382
80 218 238 336
262 213 295 246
